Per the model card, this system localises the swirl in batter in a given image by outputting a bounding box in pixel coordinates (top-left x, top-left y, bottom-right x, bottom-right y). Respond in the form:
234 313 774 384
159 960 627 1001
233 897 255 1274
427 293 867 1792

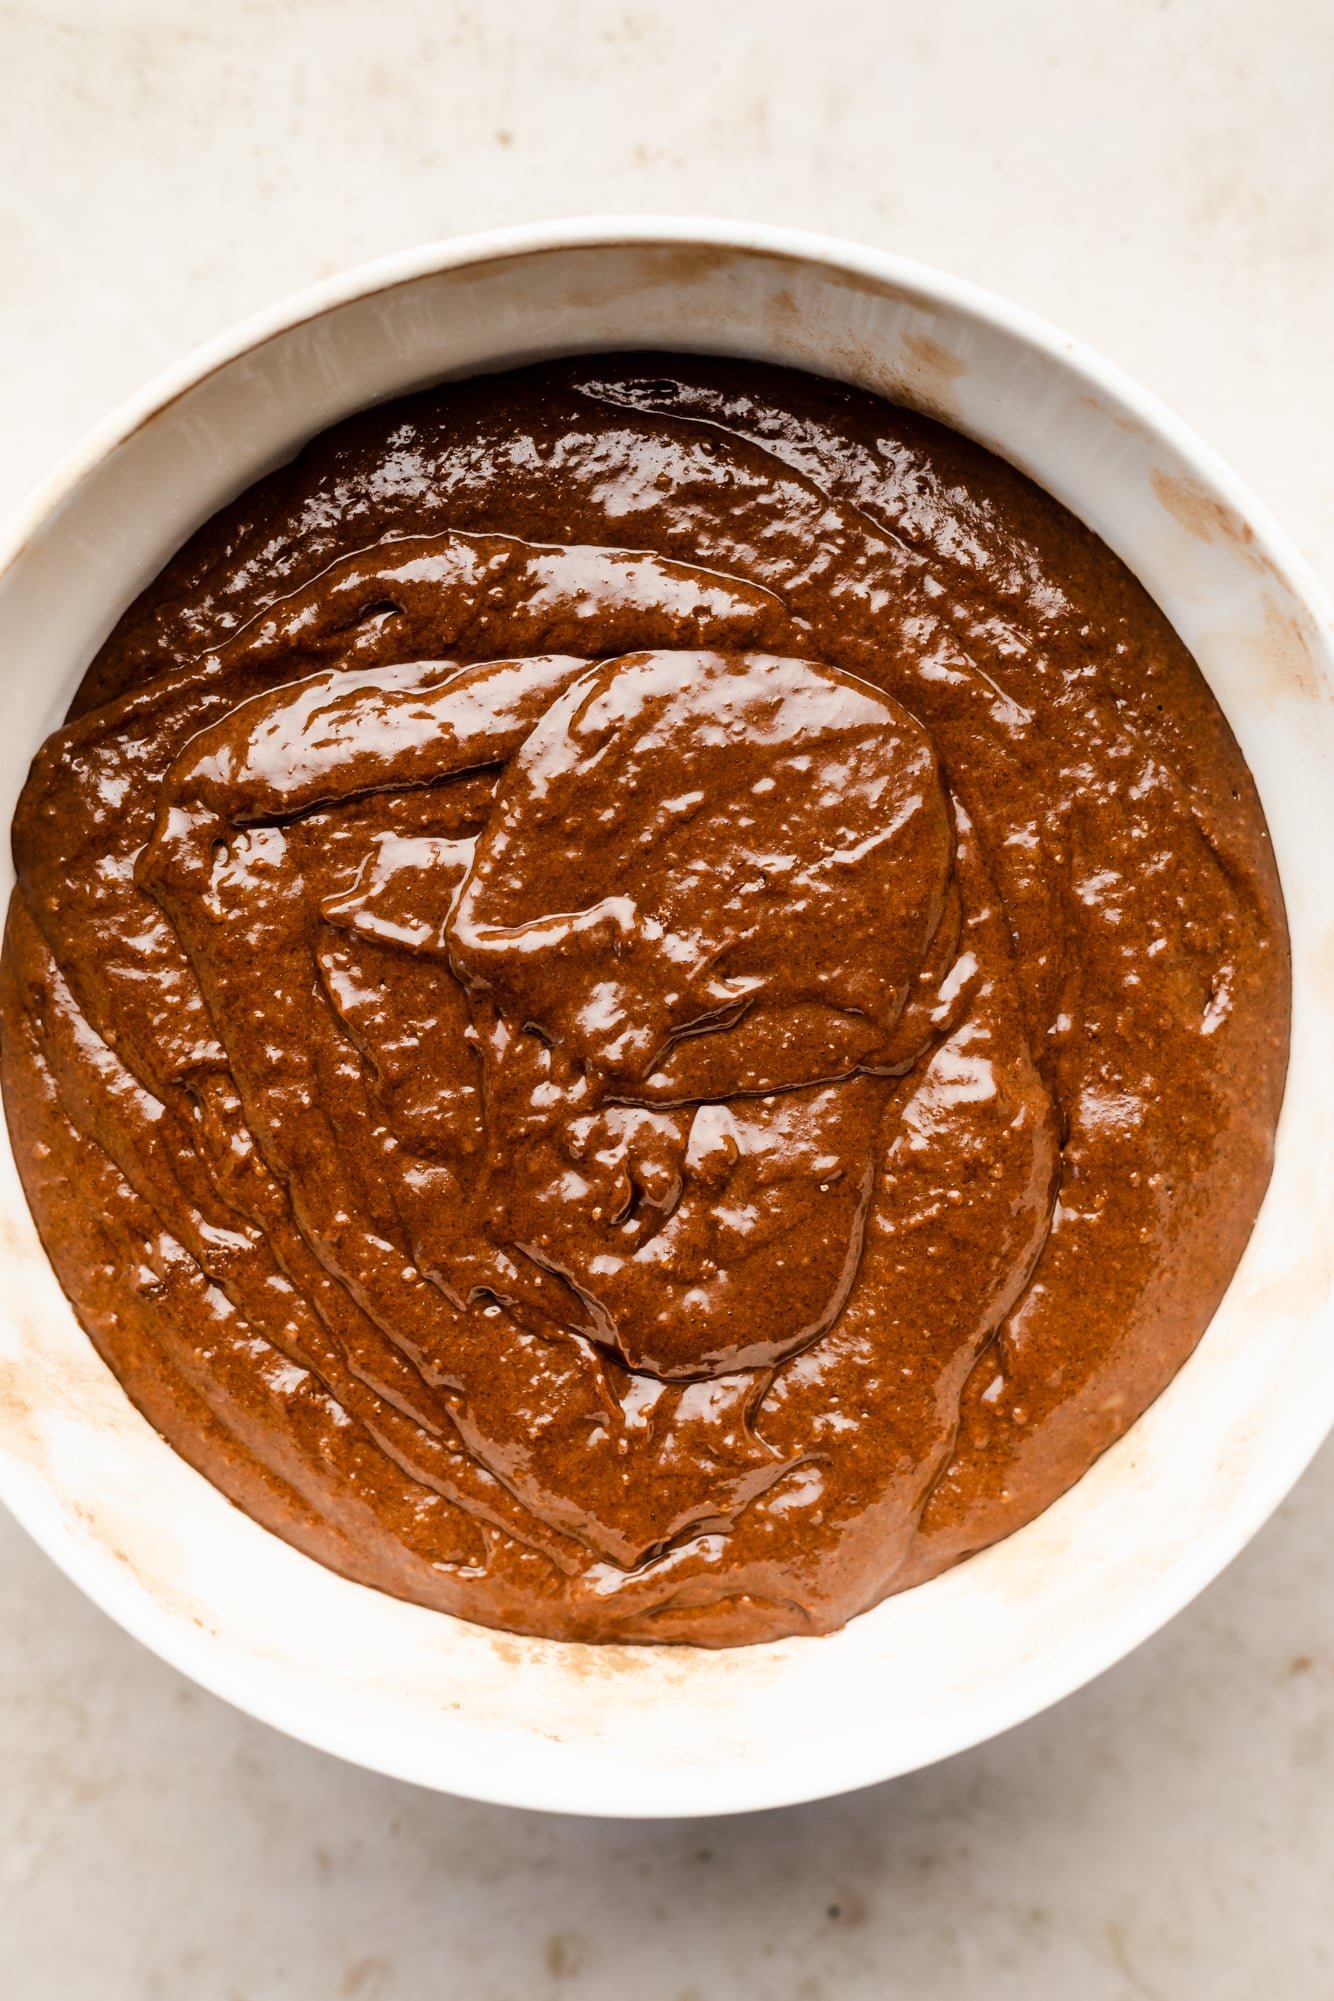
0 357 1288 1644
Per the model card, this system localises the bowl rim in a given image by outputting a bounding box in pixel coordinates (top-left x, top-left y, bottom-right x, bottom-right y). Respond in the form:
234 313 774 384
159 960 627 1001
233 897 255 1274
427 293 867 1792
7 213 1332 628
2 214 1332 1818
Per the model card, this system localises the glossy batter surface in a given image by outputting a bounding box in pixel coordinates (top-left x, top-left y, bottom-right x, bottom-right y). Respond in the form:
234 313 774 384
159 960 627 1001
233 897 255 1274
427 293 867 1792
0 357 1289 1644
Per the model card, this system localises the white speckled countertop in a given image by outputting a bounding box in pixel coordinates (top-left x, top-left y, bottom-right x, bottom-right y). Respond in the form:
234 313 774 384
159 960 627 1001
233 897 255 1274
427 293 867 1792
3 3 1334 1993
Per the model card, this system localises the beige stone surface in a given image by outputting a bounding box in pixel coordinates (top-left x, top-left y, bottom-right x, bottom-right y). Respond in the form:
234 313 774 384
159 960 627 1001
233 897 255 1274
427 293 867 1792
2 2 1333 1993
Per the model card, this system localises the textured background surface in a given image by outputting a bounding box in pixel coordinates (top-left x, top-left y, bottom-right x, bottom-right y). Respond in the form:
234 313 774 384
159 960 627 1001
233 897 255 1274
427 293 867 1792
2 3 1333 1994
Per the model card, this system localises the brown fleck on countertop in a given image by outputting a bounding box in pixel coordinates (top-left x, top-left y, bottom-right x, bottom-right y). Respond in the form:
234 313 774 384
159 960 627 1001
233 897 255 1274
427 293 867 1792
0 355 1289 1644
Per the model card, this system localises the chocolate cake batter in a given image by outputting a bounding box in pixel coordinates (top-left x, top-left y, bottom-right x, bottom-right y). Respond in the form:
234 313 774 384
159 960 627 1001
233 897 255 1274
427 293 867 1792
0 356 1289 1645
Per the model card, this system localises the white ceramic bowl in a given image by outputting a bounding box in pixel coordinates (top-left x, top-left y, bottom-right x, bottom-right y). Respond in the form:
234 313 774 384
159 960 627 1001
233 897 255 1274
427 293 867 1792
1 219 1331 1819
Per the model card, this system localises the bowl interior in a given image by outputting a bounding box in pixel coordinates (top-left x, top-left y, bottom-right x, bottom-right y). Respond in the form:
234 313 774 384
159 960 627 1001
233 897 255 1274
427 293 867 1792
1 224 1332 1817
